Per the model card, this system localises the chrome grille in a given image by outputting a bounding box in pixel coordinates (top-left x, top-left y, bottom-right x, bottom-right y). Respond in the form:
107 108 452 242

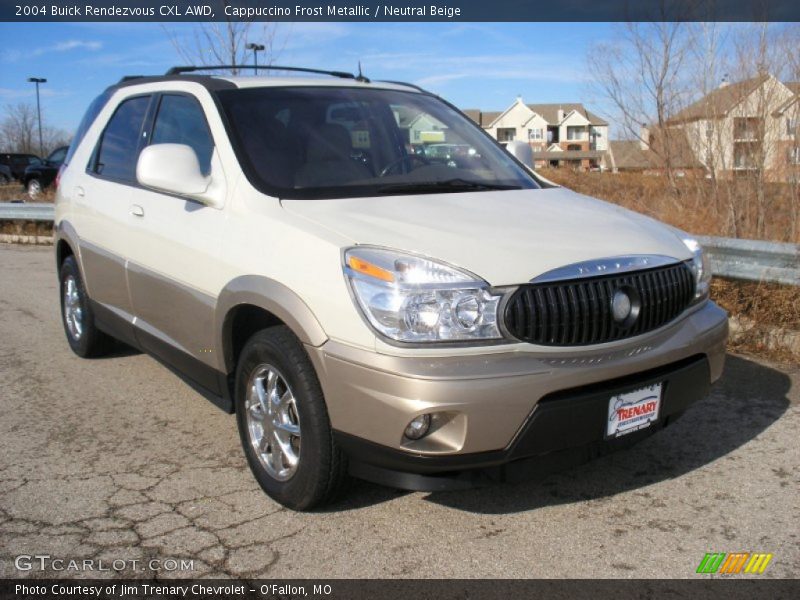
504 262 696 346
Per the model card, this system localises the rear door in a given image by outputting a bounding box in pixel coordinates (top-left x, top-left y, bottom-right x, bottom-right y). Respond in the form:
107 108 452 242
74 94 153 339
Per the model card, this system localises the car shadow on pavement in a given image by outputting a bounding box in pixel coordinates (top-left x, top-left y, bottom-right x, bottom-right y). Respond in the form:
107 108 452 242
95 340 142 359
413 354 793 514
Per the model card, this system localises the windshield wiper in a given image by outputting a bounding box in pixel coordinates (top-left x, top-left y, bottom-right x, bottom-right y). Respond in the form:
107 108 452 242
377 179 522 195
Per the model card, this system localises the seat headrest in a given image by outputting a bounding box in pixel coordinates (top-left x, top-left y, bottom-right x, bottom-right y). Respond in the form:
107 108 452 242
306 124 354 162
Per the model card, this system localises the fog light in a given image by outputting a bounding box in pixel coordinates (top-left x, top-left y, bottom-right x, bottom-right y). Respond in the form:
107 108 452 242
404 414 431 440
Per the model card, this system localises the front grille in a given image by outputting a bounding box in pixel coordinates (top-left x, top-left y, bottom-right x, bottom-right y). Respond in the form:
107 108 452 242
504 262 695 346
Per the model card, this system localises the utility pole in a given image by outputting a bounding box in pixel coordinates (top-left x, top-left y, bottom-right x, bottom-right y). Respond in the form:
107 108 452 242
27 77 47 156
246 43 265 75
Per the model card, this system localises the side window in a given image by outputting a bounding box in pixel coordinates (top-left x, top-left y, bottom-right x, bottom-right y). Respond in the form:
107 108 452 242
93 95 150 182
64 89 112 166
151 95 214 175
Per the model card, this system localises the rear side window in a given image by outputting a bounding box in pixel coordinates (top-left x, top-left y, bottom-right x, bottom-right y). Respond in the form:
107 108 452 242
65 89 112 166
93 95 150 182
151 94 214 175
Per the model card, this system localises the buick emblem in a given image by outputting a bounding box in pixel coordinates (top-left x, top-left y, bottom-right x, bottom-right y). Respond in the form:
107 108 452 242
611 289 633 323
610 286 641 328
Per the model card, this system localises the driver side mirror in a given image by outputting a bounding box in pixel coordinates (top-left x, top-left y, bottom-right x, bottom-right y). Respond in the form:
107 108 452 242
505 141 533 168
136 143 224 208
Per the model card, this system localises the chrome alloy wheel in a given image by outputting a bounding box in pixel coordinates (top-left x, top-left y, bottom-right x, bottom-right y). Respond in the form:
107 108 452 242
245 364 302 481
63 275 83 340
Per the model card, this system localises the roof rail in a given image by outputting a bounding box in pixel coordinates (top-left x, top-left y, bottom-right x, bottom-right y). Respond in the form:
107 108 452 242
377 80 429 93
165 65 369 82
118 75 145 83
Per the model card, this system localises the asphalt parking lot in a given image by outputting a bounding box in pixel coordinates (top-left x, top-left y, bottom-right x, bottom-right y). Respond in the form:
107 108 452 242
0 244 798 579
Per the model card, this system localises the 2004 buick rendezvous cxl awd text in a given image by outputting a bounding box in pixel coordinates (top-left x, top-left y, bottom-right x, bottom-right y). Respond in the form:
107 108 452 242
54 66 728 510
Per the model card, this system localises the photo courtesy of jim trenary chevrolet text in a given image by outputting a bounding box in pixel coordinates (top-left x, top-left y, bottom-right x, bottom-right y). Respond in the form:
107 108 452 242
0 0 798 597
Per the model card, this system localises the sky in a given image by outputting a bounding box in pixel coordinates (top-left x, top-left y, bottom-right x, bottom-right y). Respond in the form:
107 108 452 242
0 22 617 134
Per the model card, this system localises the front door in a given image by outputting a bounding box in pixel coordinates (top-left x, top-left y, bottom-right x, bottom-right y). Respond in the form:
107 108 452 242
124 92 226 392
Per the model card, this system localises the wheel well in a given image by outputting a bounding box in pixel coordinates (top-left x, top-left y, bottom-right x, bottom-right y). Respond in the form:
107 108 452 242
56 239 74 269
225 304 284 373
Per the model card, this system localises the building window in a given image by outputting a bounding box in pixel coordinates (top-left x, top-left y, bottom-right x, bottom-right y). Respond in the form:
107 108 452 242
528 128 543 141
789 146 800 165
497 128 516 142
566 126 585 141
788 118 799 137
567 144 581 151
734 117 761 141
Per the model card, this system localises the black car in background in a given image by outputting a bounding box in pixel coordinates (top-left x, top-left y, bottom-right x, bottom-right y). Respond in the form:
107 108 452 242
0 163 12 185
0 153 41 182
23 146 67 199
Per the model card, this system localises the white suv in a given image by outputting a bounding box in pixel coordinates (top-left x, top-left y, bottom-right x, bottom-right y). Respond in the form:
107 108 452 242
55 66 728 510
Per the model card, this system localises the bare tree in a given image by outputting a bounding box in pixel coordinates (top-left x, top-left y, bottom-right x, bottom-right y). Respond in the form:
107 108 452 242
0 103 36 154
165 4 283 75
0 103 70 156
588 21 694 192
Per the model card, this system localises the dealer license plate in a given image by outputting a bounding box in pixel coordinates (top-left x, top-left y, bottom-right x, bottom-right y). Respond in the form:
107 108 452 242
606 383 663 438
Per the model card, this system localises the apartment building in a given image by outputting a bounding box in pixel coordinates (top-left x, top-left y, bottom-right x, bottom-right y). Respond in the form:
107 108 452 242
664 74 800 181
462 98 609 170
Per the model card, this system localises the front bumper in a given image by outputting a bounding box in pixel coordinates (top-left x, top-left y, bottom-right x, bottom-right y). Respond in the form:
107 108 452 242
307 301 728 489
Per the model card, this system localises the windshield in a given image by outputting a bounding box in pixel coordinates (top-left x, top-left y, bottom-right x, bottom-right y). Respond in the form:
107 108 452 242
217 86 538 199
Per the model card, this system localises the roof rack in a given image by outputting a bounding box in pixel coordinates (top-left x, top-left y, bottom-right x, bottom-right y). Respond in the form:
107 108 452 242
377 80 429 93
165 65 370 82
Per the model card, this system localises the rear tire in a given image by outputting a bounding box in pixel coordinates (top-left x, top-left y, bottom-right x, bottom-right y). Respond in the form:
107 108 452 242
59 255 114 358
235 326 348 510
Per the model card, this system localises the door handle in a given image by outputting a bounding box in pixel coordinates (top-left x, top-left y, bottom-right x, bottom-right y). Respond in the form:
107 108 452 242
130 204 145 217
74 186 85 198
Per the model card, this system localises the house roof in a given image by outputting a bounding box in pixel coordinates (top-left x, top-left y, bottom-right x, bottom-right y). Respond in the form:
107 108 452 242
785 82 800 95
608 141 651 169
462 109 482 124
668 74 770 123
460 109 501 127
525 103 608 126
461 101 608 128
609 128 703 170
773 81 800 115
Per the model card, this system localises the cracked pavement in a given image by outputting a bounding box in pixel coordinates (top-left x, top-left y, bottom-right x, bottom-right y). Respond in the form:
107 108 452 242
0 244 798 579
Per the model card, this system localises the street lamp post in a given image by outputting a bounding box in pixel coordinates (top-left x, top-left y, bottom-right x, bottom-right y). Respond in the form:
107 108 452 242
246 43 265 75
27 77 47 157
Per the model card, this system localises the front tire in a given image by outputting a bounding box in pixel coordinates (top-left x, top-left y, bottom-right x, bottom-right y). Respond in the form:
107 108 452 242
235 326 348 510
59 255 114 357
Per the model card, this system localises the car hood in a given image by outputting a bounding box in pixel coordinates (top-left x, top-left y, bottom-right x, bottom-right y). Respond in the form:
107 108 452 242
281 187 691 286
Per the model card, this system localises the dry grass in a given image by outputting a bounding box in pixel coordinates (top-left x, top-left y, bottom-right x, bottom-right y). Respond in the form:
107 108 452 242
542 169 799 244
543 169 800 364
0 183 54 203
0 220 53 236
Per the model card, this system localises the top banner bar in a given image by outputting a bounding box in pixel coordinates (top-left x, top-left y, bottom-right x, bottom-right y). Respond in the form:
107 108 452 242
3 0 800 22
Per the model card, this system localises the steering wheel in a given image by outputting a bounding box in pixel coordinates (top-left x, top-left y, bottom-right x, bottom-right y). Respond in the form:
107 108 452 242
379 154 430 177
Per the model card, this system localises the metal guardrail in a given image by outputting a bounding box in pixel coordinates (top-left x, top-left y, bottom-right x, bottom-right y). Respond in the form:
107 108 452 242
1 202 798 285
0 201 54 222
696 235 799 287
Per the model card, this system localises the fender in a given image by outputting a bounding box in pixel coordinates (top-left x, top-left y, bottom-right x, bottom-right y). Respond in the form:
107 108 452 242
216 275 328 373
54 220 83 272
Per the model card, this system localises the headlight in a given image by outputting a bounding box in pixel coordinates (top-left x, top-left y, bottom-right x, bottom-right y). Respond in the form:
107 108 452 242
343 247 504 343
682 236 711 302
